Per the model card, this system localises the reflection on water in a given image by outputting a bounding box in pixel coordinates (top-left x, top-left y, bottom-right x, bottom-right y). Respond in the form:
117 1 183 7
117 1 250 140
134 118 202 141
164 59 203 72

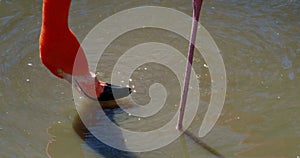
1 0 300 158
47 110 137 158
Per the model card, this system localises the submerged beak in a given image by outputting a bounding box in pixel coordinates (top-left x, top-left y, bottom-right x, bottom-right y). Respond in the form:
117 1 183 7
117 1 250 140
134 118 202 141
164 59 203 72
64 73 131 101
97 83 132 101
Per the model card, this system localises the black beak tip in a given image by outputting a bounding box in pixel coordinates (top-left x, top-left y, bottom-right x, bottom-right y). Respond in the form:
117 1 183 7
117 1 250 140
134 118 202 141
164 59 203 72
128 87 132 94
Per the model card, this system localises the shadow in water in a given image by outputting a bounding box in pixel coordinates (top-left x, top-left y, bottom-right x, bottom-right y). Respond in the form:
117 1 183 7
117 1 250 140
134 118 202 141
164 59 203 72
72 108 138 158
183 130 225 158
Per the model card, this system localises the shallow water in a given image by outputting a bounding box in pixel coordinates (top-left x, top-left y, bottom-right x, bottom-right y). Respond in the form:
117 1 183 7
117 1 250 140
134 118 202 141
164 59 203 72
1 0 300 158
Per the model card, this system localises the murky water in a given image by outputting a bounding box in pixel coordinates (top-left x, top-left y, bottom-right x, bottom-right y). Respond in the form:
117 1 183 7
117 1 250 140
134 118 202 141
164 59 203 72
1 0 299 158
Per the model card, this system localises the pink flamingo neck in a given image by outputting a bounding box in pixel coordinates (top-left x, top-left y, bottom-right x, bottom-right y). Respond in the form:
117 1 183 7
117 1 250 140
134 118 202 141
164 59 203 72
42 0 72 32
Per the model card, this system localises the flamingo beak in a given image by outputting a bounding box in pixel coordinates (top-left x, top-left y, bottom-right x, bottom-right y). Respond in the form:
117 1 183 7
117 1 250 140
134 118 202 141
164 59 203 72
69 73 132 101
98 84 132 101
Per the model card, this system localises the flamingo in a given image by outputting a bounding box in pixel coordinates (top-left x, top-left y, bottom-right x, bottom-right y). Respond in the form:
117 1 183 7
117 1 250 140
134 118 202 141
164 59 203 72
39 0 131 101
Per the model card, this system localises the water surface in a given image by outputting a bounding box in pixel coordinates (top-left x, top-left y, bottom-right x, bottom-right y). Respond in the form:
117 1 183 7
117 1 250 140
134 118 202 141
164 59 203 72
0 0 299 158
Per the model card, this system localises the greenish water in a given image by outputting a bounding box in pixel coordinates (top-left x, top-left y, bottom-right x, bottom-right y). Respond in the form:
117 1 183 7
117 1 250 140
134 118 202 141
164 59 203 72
0 0 299 158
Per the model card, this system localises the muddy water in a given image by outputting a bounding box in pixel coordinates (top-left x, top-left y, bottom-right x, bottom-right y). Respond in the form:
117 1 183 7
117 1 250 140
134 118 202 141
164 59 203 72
0 0 299 158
